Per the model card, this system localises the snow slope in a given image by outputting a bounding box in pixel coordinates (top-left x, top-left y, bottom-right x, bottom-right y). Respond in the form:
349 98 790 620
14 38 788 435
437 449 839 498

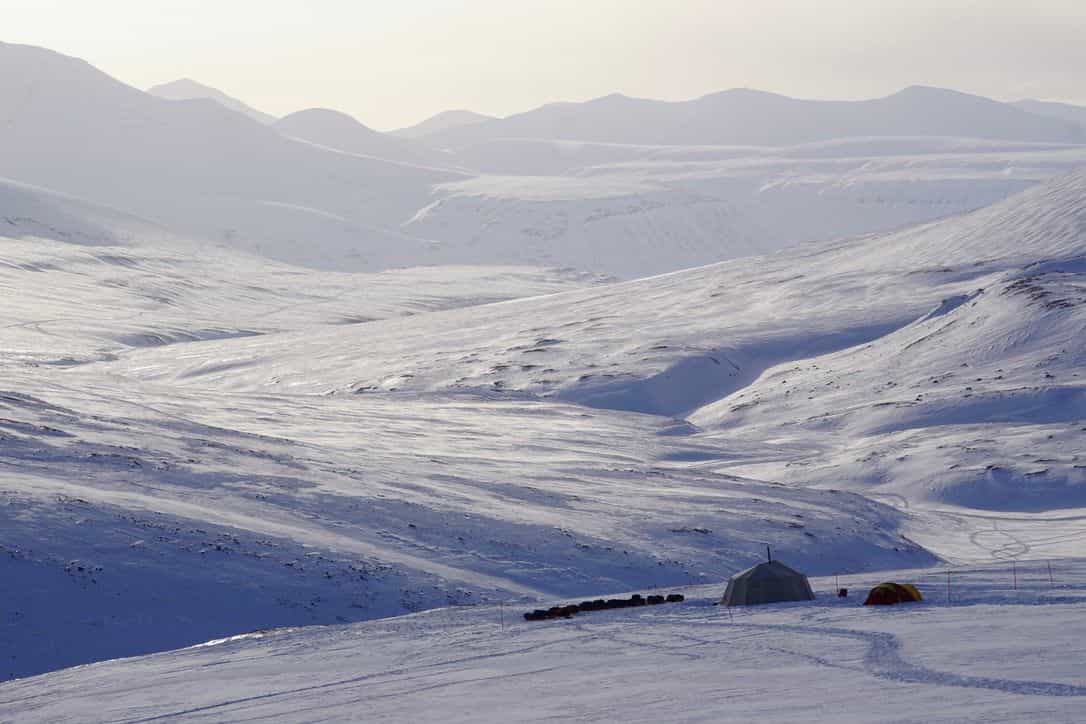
0 177 173 248
147 78 278 125
0 235 599 363
5 565 1086 723
0 179 600 362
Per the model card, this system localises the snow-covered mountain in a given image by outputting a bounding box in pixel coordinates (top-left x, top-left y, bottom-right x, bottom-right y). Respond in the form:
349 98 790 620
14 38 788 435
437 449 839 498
0 41 462 270
273 108 452 167
427 86 1086 148
148 77 278 124
391 109 496 139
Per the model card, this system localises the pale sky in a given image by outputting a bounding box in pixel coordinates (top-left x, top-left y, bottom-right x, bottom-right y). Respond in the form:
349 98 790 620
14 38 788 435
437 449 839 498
6 0 1086 130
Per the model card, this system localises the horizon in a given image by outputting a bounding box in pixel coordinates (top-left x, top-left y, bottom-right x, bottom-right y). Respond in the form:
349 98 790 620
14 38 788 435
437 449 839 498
6 38 1085 133
176 80 1084 131
6 0 1086 131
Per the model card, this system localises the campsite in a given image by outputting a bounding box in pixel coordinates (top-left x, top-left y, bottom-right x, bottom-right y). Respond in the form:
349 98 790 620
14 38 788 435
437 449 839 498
521 554 922 622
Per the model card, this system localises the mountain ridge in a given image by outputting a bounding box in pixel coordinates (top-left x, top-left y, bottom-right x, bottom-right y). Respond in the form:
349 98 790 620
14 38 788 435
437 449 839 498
424 85 1086 147
148 77 278 124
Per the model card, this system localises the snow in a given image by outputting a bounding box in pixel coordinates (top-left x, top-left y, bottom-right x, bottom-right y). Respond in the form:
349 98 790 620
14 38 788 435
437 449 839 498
4 566 1086 722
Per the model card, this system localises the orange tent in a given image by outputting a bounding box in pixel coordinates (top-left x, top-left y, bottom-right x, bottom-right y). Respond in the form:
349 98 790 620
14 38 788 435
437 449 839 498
863 582 922 605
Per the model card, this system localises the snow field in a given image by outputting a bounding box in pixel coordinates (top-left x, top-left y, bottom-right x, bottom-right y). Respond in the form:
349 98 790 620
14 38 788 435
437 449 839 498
4 563 1086 722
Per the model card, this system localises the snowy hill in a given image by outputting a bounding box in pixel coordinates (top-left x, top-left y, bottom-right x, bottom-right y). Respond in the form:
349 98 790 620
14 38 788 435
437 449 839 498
0 177 173 247
427 86 1086 148
273 108 452 166
391 109 496 140
148 77 278 124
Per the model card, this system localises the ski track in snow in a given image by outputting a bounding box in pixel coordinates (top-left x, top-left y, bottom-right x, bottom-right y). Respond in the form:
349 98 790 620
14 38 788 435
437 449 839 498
733 620 1086 697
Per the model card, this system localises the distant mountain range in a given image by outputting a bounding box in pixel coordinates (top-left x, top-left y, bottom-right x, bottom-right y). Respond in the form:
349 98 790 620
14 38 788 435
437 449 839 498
147 74 1086 150
0 41 461 270
420 86 1086 147
4 40 1086 278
